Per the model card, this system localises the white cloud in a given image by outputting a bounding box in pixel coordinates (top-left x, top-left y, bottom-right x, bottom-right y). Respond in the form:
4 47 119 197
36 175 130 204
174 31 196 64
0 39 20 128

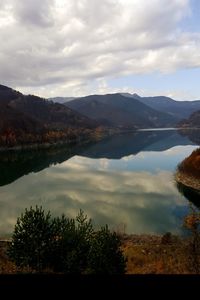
0 0 199 97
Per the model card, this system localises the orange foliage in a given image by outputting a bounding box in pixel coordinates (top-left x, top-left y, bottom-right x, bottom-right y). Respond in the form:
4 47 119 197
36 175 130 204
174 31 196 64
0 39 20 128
0 126 104 148
178 148 200 179
184 214 200 230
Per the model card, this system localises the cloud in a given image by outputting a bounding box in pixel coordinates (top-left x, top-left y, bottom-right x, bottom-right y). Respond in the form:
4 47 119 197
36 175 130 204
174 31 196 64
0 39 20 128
12 0 55 27
0 0 198 97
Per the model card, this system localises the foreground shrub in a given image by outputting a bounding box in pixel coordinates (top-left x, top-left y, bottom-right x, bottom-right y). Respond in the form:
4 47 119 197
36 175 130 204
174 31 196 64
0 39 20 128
8 206 53 271
49 211 93 273
8 206 126 274
88 225 126 274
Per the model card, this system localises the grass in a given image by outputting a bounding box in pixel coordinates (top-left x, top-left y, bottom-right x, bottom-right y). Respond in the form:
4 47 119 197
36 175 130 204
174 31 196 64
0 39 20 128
0 241 16 274
122 234 192 274
1 232 200 274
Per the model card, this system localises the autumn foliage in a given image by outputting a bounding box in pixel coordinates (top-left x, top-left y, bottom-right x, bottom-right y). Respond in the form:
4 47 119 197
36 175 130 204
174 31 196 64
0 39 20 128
178 148 200 179
0 127 106 148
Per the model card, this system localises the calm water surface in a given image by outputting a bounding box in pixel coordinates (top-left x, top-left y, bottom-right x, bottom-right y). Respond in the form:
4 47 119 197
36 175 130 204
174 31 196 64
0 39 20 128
0 129 199 237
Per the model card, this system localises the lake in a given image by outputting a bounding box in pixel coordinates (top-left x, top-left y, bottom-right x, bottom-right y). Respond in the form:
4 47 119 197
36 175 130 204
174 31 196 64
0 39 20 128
0 129 199 238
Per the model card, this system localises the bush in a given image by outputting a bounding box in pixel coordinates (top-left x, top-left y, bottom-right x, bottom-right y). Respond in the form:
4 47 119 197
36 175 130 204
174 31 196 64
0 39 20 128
49 211 93 273
8 206 53 272
88 225 126 274
8 207 126 274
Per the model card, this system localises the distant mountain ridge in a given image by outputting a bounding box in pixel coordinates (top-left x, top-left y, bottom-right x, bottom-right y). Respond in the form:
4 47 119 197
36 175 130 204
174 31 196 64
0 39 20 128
62 92 200 129
48 97 75 104
1 83 200 150
131 94 200 120
65 93 178 129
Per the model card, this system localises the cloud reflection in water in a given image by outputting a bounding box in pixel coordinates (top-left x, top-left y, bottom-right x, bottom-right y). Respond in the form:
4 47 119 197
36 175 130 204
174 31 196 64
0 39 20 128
0 147 194 237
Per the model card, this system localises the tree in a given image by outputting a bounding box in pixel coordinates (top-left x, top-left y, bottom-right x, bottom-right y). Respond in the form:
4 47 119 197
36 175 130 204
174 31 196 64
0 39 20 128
49 210 93 274
88 225 126 274
8 207 126 274
8 206 53 272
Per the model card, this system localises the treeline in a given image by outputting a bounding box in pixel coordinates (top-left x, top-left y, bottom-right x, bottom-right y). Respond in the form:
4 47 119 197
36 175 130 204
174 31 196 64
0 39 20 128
8 207 126 274
0 127 106 148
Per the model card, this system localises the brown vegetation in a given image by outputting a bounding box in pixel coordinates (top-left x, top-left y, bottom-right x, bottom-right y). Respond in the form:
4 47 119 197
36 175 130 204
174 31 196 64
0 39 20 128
122 234 196 274
1 231 200 274
175 147 200 196
178 148 200 179
0 241 17 274
0 126 106 150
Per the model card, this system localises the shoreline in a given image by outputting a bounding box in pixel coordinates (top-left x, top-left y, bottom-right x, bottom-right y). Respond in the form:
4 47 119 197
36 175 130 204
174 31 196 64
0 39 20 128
2 126 199 153
0 133 106 153
175 171 200 192
0 128 130 153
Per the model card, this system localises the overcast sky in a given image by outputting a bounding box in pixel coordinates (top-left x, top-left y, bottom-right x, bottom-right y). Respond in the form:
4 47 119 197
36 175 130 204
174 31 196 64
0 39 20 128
0 0 200 100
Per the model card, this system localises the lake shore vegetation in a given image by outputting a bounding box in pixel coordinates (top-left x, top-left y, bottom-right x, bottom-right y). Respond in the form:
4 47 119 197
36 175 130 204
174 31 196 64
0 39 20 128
1 206 200 274
176 148 200 191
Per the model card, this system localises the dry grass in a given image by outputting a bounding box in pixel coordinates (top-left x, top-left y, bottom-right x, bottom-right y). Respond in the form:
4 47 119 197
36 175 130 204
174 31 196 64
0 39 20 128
121 233 200 274
1 233 200 274
0 241 17 274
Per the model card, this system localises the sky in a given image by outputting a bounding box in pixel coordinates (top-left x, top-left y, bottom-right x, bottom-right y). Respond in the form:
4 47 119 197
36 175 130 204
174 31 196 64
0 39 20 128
0 0 200 100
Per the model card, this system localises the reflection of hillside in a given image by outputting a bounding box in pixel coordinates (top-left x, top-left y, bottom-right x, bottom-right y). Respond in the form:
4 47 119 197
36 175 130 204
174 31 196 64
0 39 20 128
178 129 200 145
80 130 195 159
0 129 198 186
0 144 89 186
176 181 200 209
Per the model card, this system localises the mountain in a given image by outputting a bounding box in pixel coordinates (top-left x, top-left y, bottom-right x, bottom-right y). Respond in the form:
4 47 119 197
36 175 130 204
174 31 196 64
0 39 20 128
0 85 43 134
177 110 200 145
120 93 141 100
8 94 96 130
0 84 98 148
48 97 76 104
123 94 200 120
0 84 96 130
65 93 177 129
179 110 200 128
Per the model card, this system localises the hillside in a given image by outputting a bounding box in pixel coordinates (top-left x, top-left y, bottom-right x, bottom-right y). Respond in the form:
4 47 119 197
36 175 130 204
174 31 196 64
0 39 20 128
177 148 200 180
65 93 177 129
176 148 200 193
179 110 200 128
0 84 99 148
123 94 200 120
